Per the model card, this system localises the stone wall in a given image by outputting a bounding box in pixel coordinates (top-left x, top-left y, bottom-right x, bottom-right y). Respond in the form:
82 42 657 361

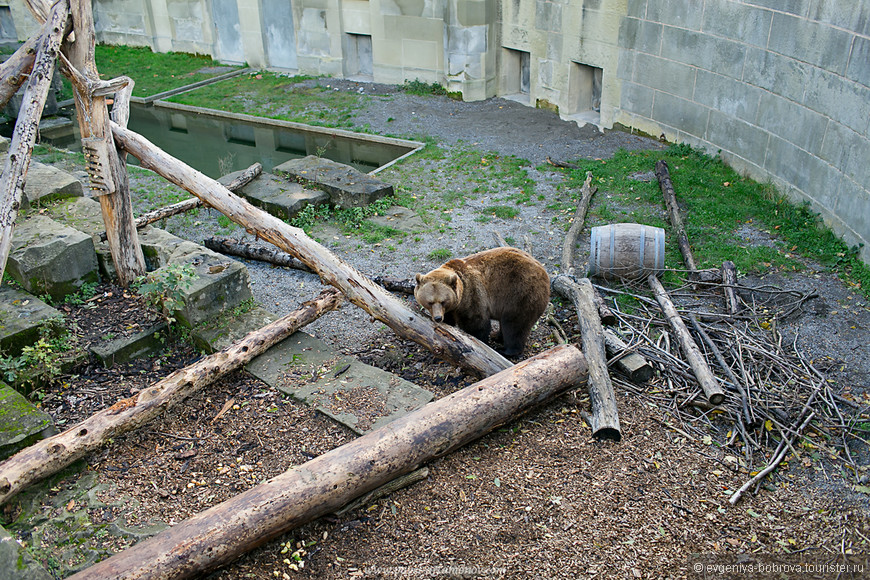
615 0 870 263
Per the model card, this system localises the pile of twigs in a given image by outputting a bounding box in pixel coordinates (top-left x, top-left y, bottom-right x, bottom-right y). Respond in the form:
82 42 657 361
588 275 866 504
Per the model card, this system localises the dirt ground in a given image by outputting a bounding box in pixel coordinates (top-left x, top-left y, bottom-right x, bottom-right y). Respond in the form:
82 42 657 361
13 82 870 578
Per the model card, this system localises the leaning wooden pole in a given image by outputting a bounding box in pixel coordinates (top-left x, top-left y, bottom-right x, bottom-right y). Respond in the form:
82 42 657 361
0 34 39 108
648 275 725 405
68 344 588 580
561 172 596 277
0 0 70 285
551 275 620 440
110 122 512 376
0 289 342 506
655 160 698 274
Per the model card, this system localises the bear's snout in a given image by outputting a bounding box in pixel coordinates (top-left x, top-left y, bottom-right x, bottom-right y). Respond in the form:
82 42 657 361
430 303 445 323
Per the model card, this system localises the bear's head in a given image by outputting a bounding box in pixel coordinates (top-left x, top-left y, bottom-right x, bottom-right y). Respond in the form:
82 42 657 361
414 268 462 323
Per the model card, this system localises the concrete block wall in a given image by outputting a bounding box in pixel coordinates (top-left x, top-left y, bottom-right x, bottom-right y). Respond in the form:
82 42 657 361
615 0 870 263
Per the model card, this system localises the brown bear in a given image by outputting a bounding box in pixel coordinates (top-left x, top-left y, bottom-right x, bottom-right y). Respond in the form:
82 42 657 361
414 247 550 357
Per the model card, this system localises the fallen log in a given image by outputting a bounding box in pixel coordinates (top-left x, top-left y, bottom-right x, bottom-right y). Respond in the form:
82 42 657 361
561 171 596 277
0 288 342 506
546 156 580 170
721 260 740 315
110 122 512 376
203 236 313 272
0 35 39 108
97 163 263 242
0 0 70 284
551 275 620 440
655 160 698 274
593 287 616 325
648 275 724 405
67 343 588 580
602 330 654 383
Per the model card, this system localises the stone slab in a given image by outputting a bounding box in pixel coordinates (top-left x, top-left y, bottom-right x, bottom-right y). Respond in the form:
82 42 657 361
8 215 99 304
89 321 169 367
274 155 394 209
42 197 119 282
0 286 63 358
190 305 280 353
20 161 83 212
247 331 434 434
365 205 425 233
0 381 57 462
0 525 53 580
237 172 329 220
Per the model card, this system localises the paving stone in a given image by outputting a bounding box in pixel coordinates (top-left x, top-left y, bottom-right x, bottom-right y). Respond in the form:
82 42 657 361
247 331 434 434
20 161 83 212
190 305 280 353
0 381 57 461
0 286 63 357
89 321 169 367
236 172 328 220
275 155 393 208
365 205 425 233
0 525 52 580
8 215 99 303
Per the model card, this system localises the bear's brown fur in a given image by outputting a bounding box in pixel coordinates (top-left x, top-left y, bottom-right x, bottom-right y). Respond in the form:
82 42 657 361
414 247 550 357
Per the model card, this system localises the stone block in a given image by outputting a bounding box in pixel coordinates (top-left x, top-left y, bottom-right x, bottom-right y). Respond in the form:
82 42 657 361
702 2 772 47
803 67 870 134
90 322 169 367
0 382 57 462
811 1 870 36
706 110 770 166
768 13 852 74
633 53 696 100
0 286 63 358
535 1 563 33
758 93 830 156
8 215 99 303
848 35 870 88
646 0 703 30
819 121 869 185
763 136 841 210
20 162 83 212
237 172 329 220
661 26 745 80
248 331 434 434
651 92 710 138
742 48 811 104
365 206 425 233
744 0 810 16
274 155 393 208
618 17 661 55
190 305 280 353
619 82 655 118
0 136 8 152
833 177 870 250
694 71 761 122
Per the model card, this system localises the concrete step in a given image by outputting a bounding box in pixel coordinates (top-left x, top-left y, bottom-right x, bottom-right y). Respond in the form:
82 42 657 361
89 321 169 367
275 155 393 208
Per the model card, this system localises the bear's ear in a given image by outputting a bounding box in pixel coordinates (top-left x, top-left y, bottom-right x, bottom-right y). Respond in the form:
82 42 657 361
446 272 458 288
415 273 423 284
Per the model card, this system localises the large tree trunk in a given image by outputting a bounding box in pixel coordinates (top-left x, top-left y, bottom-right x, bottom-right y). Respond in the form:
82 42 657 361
648 275 724 405
0 0 70 285
0 289 342 506
110 122 512 376
551 275 620 440
67 344 588 580
61 0 145 286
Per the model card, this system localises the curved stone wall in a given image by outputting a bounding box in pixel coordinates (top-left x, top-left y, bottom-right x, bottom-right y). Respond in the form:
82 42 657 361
614 0 870 263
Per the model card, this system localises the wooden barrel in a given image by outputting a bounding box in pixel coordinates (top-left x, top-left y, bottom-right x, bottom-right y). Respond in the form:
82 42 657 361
588 223 665 280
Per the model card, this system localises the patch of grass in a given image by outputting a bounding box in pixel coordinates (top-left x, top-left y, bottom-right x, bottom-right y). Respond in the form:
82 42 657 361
481 205 520 219
94 45 239 98
168 72 367 129
428 248 452 261
399 79 461 100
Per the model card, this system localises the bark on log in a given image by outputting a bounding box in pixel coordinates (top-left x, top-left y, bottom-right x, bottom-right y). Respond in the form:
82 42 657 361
561 172 596 277
655 160 698 274
721 260 740 315
97 163 263 242
602 330 654 383
203 236 314 272
0 288 342 506
0 0 70 285
551 275 620 440
110 122 512 376
0 35 39 108
62 0 145 287
67 343 588 580
648 275 725 405
593 287 616 325
370 275 416 295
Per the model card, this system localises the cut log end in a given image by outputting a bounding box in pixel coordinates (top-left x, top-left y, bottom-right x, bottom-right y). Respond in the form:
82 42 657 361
593 427 621 442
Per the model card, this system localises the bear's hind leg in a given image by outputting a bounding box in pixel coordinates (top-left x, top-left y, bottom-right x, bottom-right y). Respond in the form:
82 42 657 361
499 318 532 358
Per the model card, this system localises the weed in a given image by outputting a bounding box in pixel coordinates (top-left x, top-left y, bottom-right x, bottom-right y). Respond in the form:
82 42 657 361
481 205 520 219
400 79 448 96
63 281 100 306
428 248 452 261
0 322 79 392
134 263 197 325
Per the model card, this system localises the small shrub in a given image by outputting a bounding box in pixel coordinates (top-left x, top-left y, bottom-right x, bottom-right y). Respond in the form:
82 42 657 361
135 263 197 325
